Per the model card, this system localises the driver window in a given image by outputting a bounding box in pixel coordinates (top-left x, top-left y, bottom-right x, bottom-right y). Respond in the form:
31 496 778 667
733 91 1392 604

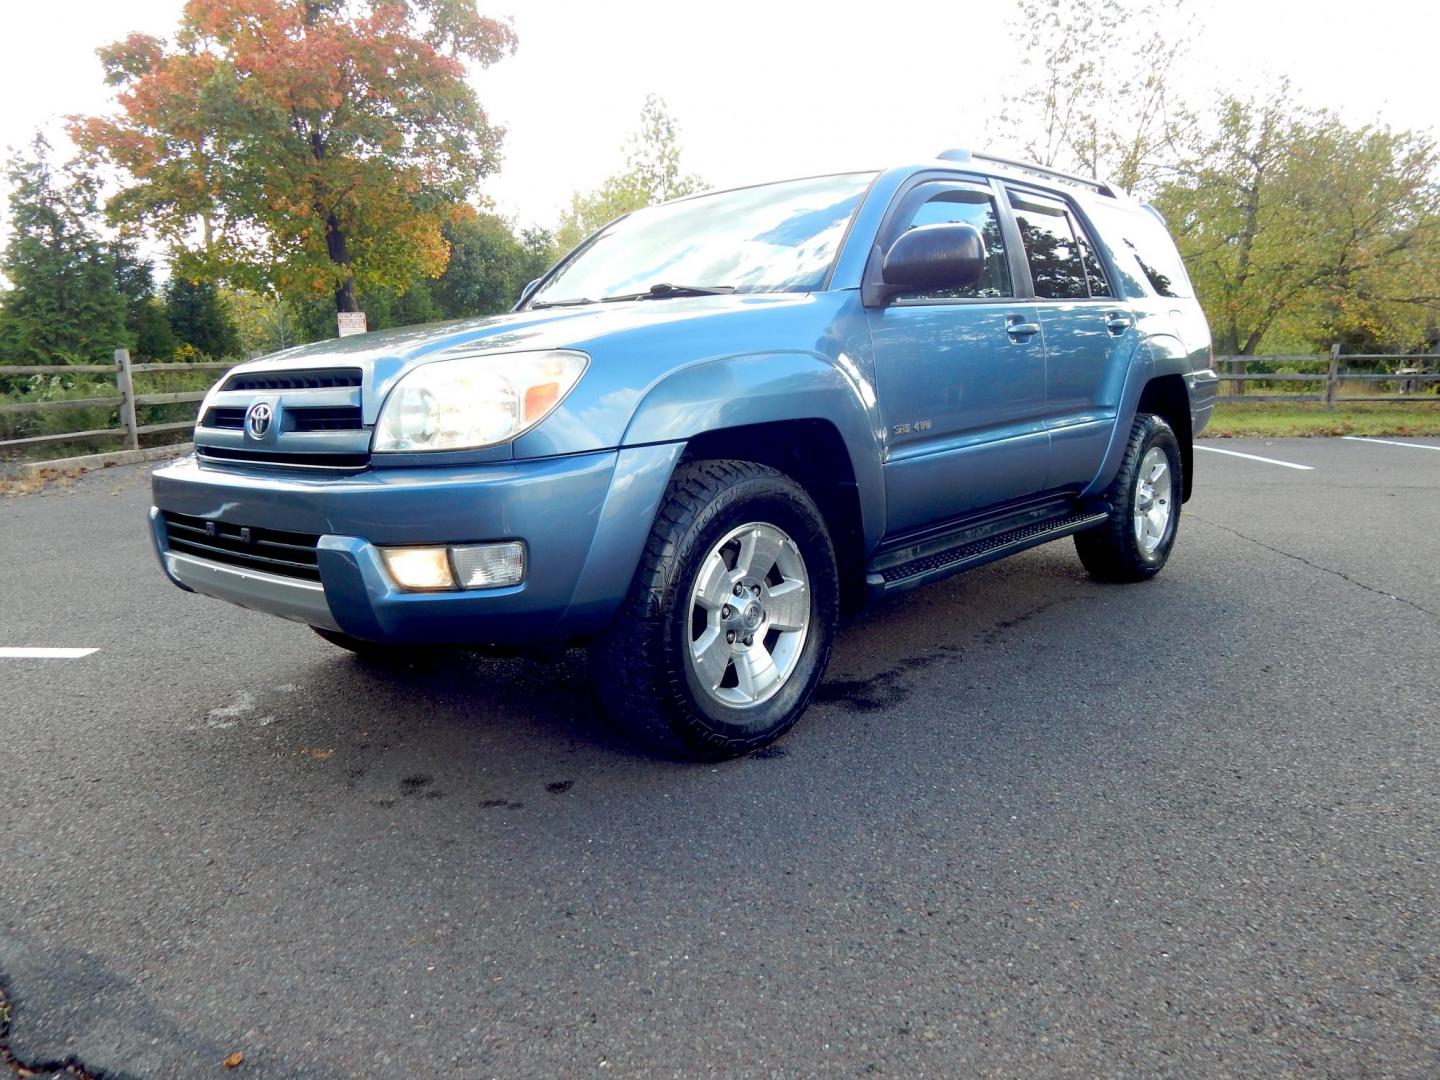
891 185 1012 302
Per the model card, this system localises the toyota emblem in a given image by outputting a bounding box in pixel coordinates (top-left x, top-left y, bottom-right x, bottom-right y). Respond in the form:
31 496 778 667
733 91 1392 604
245 402 273 439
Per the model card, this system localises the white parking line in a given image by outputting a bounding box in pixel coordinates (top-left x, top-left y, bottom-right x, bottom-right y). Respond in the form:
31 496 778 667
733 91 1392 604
1341 436 1440 452
1194 445 1315 471
0 647 99 659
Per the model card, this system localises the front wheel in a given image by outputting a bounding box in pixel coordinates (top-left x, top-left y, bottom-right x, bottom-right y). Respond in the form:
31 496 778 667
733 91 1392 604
590 459 839 759
1074 413 1183 583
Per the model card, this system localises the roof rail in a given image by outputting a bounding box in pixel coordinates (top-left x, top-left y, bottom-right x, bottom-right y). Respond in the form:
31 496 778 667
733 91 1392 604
935 148 1122 198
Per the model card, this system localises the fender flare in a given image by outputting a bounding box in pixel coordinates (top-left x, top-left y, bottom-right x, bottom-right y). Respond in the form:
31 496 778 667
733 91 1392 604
1081 334 1189 499
558 351 886 637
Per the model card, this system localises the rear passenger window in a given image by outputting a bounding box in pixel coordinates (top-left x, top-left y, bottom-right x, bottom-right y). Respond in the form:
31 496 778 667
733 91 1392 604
1120 212 1192 298
1090 205 1193 299
889 183 1012 301
1008 191 1089 300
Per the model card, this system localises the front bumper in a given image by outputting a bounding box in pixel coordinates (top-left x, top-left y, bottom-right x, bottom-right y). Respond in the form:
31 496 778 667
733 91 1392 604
149 447 680 646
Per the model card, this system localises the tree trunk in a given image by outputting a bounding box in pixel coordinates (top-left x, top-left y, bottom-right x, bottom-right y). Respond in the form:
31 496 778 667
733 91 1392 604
325 211 357 313
1213 326 1240 395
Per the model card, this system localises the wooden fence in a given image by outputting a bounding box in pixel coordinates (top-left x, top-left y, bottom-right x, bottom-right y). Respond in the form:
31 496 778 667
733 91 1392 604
0 349 236 458
1217 346 1440 407
4 345 1437 464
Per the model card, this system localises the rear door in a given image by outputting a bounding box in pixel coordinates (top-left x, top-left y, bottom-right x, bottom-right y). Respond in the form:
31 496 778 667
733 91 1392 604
867 179 1050 534
1006 188 1136 490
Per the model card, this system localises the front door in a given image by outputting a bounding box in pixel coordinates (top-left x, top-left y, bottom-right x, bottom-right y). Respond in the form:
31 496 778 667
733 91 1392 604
868 179 1050 535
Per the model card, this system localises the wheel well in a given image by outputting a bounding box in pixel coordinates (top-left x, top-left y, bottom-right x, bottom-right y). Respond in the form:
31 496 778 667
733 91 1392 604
1137 375 1194 501
681 420 867 613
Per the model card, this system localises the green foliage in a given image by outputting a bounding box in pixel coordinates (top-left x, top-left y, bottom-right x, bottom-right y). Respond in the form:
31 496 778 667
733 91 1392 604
164 277 241 359
556 95 705 253
0 363 221 461
287 277 444 343
74 0 518 313
1154 89 1440 355
434 212 556 317
223 288 302 356
112 242 179 360
1205 401 1440 438
221 210 556 350
0 136 128 364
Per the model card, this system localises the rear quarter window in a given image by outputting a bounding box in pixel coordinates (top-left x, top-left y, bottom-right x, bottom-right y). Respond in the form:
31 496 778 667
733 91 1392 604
1091 204 1194 300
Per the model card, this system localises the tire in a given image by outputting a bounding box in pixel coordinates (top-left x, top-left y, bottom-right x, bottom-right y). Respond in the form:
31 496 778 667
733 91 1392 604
589 458 840 759
1074 413 1183 583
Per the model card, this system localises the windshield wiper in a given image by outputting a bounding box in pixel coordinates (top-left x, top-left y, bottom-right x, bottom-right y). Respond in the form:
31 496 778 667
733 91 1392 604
530 297 596 309
600 283 736 303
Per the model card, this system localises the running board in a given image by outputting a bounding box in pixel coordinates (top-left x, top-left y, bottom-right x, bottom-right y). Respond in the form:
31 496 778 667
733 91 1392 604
865 510 1108 599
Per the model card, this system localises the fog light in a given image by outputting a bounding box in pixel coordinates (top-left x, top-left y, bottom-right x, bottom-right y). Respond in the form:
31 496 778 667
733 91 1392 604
450 541 526 589
381 546 454 591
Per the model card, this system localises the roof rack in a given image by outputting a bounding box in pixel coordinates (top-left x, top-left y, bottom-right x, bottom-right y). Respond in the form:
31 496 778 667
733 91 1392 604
935 148 1122 198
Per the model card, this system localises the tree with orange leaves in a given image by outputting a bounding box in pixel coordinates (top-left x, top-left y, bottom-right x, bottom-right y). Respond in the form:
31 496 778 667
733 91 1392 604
72 0 516 316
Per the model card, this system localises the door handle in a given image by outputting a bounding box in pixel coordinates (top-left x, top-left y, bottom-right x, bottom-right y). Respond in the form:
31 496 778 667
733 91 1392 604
1006 315 1041 341
1104 312 1133 335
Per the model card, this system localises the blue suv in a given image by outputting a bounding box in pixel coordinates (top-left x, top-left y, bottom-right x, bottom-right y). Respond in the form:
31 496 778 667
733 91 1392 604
150 149 1217 758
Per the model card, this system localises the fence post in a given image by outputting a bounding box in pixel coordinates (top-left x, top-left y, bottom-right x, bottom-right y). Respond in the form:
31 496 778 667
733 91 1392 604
115 348 139 450
1325 342 1341 411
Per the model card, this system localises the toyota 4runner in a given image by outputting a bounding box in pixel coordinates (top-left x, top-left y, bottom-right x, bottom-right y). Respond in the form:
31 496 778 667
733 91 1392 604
150 149 1218 758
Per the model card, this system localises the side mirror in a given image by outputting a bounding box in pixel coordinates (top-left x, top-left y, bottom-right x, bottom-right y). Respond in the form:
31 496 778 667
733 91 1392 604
863 223 986 307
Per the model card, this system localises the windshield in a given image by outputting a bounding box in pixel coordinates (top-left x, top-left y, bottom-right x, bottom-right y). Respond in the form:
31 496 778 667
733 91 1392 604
529 172 876 307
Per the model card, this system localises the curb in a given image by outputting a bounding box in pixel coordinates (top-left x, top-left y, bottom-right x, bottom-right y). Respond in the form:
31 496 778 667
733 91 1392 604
1 443 192 484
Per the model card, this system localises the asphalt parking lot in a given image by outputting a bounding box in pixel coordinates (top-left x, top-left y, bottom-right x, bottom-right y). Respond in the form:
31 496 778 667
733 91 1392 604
2 436 1437 1078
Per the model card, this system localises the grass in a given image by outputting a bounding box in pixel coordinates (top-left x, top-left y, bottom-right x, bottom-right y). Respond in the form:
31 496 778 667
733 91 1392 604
1202 400 1440 438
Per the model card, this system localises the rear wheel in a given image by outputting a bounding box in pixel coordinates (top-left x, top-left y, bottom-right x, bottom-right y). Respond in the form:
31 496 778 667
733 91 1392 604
1074 413 1182 582
590 459 839 759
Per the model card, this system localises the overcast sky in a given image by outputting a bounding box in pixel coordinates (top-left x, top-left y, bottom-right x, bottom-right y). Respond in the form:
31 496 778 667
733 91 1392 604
2 0 1437 238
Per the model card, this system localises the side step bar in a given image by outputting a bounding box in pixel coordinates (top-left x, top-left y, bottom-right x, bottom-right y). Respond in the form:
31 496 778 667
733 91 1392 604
865 510 1108 599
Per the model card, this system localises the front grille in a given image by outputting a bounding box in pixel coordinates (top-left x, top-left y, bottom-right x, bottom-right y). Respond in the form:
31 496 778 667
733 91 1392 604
222 368 363 392
162 511 321 581
199 405 363 432
290 406 363 431
201 407 246 429
196 446 370 469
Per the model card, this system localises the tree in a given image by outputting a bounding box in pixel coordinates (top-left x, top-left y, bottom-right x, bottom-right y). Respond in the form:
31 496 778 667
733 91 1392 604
113 243 179 360
225 288 301 356
995 0 1193 193
0 136 127 365
555 94 705 252
290 277 443 342
434 210 555 317
165 276 240 358
1153 90 1440 355
72 1 518 315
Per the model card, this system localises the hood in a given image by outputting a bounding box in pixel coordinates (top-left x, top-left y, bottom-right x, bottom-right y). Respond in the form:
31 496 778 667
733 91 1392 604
239 292 821 392
192 291 852 468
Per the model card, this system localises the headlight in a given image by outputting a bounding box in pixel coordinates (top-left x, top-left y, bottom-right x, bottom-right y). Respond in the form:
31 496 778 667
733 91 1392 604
372 349 588 452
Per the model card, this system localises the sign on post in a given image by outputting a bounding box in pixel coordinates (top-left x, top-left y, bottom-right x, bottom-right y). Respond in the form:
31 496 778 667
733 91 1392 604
337 311 368 338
